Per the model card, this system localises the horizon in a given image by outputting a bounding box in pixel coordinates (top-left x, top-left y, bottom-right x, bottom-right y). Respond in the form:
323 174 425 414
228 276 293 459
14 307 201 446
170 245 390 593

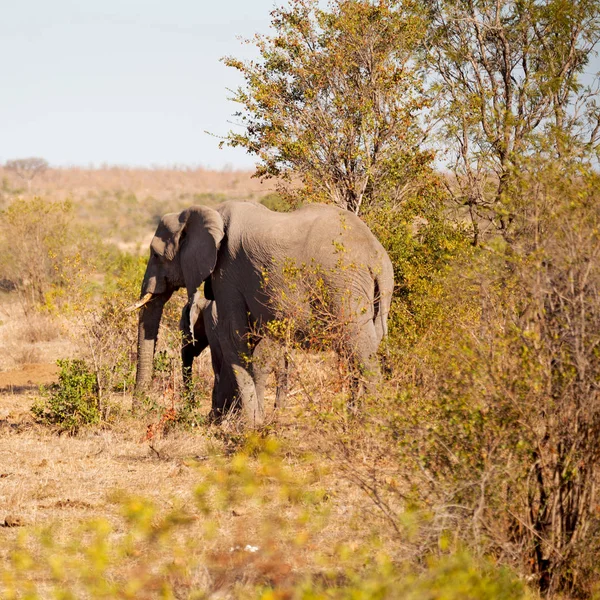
0 161 259 172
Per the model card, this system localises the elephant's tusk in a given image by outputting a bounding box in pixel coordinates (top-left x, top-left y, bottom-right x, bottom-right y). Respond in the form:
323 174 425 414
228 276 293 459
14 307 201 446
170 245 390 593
124 292 154 313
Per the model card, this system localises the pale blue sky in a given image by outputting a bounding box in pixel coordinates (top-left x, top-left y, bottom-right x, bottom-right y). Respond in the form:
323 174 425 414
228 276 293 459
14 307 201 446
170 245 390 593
2 1 599 169
1 0 277 169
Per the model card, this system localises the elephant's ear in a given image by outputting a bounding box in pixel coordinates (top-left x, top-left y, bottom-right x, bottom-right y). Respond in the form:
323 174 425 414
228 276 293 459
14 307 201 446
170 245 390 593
154 212 182 260
179 206 225 293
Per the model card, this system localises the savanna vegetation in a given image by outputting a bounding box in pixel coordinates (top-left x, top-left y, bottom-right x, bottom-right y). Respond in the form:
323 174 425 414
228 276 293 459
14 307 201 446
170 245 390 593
1 0 600 597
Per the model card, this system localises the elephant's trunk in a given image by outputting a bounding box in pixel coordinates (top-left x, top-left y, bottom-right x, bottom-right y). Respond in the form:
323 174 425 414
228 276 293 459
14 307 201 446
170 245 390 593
133 293 170 406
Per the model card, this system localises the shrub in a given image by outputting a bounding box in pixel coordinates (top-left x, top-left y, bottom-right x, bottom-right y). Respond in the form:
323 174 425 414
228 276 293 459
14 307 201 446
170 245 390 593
81 252 147 400
53 250 150 403
0 197 76 310
260 192 293 212
347 162 600 597
42 246 187 415
32 359 100 433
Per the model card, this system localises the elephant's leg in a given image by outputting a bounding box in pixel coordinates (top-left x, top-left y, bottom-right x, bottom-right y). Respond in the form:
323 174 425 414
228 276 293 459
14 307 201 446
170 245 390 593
219 312 263 427
251 338 270 416
210 364 238 422
180 303 195 399
181 340 197 398
211 335 247 423
180 302 208 406
346 319 382 406
207 328 228 421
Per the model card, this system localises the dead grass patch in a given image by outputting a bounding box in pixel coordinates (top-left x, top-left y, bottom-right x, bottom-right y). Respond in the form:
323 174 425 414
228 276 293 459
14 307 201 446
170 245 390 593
0 372 405 597
0 296 75 372
0 165 274 202
20 313 60 344
10 346 43 366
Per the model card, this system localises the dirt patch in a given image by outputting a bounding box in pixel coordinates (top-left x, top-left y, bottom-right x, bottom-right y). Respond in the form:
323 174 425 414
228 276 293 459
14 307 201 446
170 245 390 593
0 363 59 391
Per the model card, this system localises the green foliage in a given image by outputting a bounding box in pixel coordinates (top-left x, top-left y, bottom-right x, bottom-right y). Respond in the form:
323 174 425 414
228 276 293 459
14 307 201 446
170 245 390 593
195 435 321 521
223 0 432 214
153 349 175 376
32 359 100 433
286 551 531 599
260 192 293 212
363 174 471 350
428 0 600 241
401 552 531 600
101 246 147 297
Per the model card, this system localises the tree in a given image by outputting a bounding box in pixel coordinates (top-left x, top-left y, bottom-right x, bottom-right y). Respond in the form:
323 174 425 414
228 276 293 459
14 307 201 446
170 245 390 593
223 0 433 215
426 0 600 243
5 157 49 192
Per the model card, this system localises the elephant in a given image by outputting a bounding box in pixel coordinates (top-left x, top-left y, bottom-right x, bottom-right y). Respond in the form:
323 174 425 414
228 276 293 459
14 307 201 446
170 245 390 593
179 293 220 405
179 291 289 416
129 201 394 426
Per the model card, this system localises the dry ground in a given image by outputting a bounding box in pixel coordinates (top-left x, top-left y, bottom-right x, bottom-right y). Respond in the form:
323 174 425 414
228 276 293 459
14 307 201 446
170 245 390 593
0 292 399 597
0 389 396 597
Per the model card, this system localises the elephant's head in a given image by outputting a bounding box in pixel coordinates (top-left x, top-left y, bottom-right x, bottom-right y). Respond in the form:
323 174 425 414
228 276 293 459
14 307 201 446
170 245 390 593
129 206 225 395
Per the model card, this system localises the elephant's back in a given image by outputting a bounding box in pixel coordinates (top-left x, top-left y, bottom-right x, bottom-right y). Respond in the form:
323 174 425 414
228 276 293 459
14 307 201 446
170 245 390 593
292 205 389 266
221 201 391 274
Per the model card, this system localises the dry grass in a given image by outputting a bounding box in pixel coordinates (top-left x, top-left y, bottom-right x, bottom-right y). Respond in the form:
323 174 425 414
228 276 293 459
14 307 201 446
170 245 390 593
0 284 399 595
0 296 75 372
0 166 281 254
0 380 399 595
19 313 61 344
0 165 274 206
0 404 209 526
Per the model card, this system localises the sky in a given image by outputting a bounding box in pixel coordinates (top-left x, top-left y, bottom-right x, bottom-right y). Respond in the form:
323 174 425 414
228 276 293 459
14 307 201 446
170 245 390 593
2 1 600 170
0 0 277 169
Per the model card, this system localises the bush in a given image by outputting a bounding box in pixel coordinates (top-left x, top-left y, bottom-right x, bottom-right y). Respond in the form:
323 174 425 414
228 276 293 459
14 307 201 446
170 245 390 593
32 359 100 433
41 246 187 416
81 251 147 399
363 174 471 359
0 197 76 310
260 192 293 212
345 162 600 597
53 250 152 404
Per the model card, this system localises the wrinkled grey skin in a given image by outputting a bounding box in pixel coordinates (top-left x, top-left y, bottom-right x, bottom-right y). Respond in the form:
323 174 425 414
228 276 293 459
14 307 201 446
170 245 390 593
134 201 394 427
180 292 288 418
179 295 221 410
